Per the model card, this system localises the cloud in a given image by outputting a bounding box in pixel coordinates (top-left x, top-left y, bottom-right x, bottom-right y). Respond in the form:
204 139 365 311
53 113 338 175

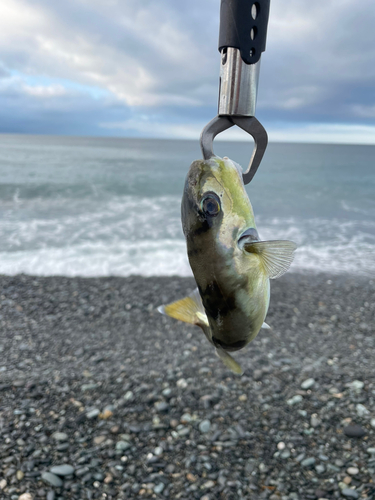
0 0 374 142
267 123 375 145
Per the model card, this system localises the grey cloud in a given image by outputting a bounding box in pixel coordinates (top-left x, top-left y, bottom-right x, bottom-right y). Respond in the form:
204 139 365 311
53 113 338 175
0 0 374 136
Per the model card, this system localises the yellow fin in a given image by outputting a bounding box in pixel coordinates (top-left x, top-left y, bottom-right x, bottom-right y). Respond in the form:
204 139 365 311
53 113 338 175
158 288 208 327
215 348 243 375
244 240 297 279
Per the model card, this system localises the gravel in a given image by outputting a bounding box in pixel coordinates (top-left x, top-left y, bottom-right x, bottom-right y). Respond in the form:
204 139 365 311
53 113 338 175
0 271 374 499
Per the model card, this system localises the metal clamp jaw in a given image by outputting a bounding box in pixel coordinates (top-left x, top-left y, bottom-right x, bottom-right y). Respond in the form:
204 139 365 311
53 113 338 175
200 114 268 185
200 0 270 184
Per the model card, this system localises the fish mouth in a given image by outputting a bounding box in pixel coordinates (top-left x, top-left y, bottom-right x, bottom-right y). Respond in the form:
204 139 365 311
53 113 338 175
237 227 260 249
212 337 247 352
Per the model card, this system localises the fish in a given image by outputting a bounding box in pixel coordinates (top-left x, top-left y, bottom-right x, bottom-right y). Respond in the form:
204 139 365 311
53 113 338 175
158 156 296 375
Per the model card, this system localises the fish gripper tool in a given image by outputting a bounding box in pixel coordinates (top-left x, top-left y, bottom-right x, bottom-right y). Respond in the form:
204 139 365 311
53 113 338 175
200 0 270 184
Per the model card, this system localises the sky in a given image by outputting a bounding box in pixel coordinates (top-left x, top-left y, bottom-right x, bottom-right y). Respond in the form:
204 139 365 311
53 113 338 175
0 0 375 144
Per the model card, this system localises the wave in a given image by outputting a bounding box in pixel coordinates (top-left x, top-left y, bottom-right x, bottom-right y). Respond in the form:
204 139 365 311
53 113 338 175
0 240 192 277
0 195 183 251
0 195 374 277
0 234 373 278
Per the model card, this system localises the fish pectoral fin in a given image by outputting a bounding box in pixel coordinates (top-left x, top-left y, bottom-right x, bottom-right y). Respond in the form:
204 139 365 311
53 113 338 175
157 288 209 327
262 321 271 329
215 348 243 375
243 240 297 279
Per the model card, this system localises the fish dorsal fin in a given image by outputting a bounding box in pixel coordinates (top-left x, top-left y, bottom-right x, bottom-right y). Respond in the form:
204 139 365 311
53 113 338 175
244 240 297 279
262 321 271 329
157 288 209 327
215 348 243 375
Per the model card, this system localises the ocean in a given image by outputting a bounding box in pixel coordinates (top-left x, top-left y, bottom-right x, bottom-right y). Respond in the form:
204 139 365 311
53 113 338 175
0 134 374 278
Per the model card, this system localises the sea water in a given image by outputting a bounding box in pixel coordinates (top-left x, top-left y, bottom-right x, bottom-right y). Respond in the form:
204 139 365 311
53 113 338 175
0 134 374 277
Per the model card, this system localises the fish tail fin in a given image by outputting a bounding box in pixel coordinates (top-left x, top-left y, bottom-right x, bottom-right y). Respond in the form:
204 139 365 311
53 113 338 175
244 240 297 279
215 348 243 375
158 288 209 327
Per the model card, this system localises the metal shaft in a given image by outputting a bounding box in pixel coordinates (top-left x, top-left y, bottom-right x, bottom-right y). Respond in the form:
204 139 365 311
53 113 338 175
218 47 261 117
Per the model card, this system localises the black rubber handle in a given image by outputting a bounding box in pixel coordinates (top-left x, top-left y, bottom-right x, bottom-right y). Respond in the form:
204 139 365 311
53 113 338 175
219 0 270 65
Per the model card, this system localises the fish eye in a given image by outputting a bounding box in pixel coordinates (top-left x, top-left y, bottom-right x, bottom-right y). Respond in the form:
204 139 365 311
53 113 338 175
201 193 221 216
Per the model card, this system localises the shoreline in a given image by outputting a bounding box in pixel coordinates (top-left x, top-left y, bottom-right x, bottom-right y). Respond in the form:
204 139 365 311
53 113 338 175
0 272 374 499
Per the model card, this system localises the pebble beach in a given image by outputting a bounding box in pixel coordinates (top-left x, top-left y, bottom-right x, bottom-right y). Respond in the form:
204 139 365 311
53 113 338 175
0 272 374 500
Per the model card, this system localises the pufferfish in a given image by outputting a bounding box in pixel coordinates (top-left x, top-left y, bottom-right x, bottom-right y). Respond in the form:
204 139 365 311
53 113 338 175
158 156 296 375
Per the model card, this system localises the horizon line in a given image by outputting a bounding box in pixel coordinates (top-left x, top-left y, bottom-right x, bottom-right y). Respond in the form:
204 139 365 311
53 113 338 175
0 131 374 148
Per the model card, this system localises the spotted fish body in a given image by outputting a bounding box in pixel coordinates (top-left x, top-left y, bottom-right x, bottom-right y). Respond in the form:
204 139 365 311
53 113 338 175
159 156 296 374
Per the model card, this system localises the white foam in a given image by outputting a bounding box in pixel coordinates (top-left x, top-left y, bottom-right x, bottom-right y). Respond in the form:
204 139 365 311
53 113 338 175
1 196 374 277
0 240 193 277
0 234 373 278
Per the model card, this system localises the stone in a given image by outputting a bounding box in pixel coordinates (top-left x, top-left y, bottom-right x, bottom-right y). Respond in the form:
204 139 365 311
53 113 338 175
277 442 286 450
0 479 7 490
16 470 24 480
162 388 172 398
93 435 106 445
154 483 165 494
301 378 315 389
311 414 321 427
295 453 305 463
51 432 68 442
258 463 268 473
346 467 359 476
315 489 328 499
99 409 113 420
13 379 26 387
50 465 75 476
199 420 211 433
75 467 90 477
116 441 131 451
371 418 375 428
315 464 325 474
87 409 100 419
56 443 69 451
343 425 366 438
341 489 359 499
18 495 33 500
176 378 188 388
154 401 169 413
41 472 63 488
81 383 97 391
287 395 303 405
301 457 315 467
180 413 192 423
356 404 369 417
154 446 163 456
327 464 340 472
124 391 134 401
367 447 375 455
346 380 364 391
